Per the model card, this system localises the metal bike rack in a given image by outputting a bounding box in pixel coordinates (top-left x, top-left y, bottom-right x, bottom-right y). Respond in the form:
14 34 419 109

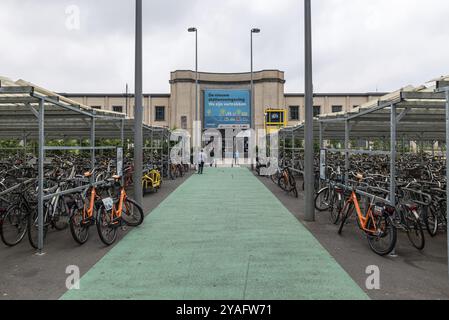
0 79 171 254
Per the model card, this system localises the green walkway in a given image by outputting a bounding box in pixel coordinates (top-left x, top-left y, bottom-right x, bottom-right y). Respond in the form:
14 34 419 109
62 168 368 300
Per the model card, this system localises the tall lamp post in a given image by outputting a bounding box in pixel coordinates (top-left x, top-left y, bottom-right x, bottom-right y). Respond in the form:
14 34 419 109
133 0 143 206
251 28 260 168
304 0 315 221
188 27 199 162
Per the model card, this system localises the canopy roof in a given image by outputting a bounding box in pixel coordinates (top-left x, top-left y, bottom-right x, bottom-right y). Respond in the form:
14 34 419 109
280 76 449 141
0 77 169 140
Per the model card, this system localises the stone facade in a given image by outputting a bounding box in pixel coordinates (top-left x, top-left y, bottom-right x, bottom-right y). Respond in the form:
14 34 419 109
61 69 385 136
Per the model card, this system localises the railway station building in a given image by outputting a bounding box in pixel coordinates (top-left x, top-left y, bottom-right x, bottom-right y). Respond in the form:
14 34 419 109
61 70 386 137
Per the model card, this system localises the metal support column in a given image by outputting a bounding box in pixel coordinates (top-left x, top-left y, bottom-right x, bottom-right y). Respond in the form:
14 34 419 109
445 88 449 280
37 98 45 254
345 119 350 183
304 0 314 221
390 104 397 207
90 115 96 183
133 0 144 206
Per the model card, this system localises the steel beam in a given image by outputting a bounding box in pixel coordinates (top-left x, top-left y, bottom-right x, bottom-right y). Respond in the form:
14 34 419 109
37 99 45 253
304 0 314 222
133 0 144 206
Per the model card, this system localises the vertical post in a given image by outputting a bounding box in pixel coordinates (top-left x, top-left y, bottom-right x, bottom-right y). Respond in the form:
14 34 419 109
304 0 314 221
195 30 199 125
121 119 125 185
345 119 350 183
134 0 143 206
445 88 449 280
37 98 45 254
91 115 96 183
251 32 254 133
390 104 397 207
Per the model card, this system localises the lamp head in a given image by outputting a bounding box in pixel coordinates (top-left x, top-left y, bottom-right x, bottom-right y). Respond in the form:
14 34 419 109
251 28 261 33
188 27 197 32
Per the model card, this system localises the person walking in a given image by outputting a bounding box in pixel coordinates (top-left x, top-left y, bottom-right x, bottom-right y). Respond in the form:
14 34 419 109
198 149 206 174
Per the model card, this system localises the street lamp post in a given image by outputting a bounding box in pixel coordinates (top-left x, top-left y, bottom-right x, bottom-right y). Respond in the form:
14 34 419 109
188 27 199 163
304 0 315 221
133 0 143 206
251 28 260 169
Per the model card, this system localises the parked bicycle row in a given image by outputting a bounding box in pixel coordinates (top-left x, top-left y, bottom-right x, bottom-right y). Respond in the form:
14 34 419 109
315 153 446 256
0 152 190 249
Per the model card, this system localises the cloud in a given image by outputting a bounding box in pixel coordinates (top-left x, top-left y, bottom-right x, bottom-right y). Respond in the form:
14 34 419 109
0 0 448 94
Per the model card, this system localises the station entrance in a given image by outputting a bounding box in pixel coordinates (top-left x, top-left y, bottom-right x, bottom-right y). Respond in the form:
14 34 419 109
202 129 251 166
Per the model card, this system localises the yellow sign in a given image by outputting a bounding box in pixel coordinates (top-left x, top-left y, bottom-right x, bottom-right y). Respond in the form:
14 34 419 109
264 109 287 134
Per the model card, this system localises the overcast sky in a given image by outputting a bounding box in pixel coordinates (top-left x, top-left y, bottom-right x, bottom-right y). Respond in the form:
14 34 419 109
0 0 448 94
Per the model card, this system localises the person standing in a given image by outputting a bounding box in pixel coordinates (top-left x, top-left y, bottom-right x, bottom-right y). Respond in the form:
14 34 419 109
235 150 240 166
198 149 207 174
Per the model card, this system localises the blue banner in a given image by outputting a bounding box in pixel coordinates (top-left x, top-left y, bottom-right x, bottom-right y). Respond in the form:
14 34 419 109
204 90 251 129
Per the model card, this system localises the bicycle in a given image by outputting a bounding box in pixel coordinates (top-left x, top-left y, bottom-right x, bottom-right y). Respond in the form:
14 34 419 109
96 175 144 246
337 175 397 256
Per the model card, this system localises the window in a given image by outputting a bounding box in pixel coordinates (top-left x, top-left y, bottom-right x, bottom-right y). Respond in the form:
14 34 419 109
289 106 300 121
181 116 188 130
113 106 123 113
313 106 321 117
332 105 343 113
155 106 166 122
91 106 102 110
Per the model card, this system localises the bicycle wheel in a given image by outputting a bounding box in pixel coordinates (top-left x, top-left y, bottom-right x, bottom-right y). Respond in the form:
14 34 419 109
404 208 425 251
315 187 330 211
278 175 288 191
96 205 117 246
367 213 397 256
0 205 28 247
27 208 49 249
121 198 144 227
338 203 353 235
330 192 344 225
53 197 69 231
69 207 90 245
423 205 438 237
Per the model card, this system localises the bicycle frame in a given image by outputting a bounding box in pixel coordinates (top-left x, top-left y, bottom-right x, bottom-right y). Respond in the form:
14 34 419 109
344 191 379 235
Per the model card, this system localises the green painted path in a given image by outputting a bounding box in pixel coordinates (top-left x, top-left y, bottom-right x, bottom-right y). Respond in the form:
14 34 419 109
62 168 368 300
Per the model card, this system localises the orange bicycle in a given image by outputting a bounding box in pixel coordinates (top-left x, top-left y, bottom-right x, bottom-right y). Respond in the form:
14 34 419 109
96 175 144 246
337 174 397 256
69 172 102 245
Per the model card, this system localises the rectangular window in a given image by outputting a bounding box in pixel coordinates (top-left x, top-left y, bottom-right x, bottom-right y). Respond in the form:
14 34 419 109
332 105 343 113
155 106 166 122
113 106 123 113
91 106 102 110
181 116 187 130
289 106 300 121
313 106 321 117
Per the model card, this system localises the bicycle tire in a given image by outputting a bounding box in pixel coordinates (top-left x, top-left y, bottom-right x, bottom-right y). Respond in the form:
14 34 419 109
0 204 28 247
367 213 397 256
96 205 118 246
405 213 425 251
315 187 330 211
121 198 144 227
27 209 49 249
423 205 439 237
69 207 90 245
